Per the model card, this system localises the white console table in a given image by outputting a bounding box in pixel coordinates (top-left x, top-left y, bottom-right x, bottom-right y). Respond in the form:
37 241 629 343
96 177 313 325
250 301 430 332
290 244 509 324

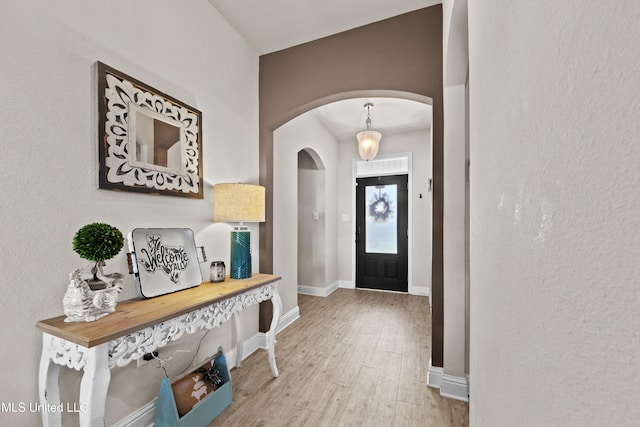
36 273 281 427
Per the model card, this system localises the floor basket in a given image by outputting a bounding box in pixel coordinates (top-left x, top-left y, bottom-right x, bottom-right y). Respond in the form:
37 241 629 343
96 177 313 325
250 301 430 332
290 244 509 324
154 347 232 427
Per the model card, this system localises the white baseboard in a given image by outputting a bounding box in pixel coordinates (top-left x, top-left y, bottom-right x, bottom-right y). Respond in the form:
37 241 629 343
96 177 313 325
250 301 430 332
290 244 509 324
338 280 355 289
257 305 300 348
229 334 261 365
297 281 339 297
112 402 155 427
409 285 430 297
114 306 300 427
466 375 470 399
440 374 469 402
278 305 300 334
336 281 428 296
426 359 469 402
427 359 444 388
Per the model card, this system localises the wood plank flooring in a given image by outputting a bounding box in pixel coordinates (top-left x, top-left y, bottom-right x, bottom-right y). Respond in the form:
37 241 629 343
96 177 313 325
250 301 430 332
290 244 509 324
210 288 468 427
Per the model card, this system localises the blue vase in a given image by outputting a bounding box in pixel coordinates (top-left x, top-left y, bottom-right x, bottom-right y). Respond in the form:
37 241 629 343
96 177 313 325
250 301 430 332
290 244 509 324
230 227 251 279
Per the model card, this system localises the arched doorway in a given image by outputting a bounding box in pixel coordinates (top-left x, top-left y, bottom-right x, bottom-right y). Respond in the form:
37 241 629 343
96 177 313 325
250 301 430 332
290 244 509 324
257 6 445 370
297 148 327 292
272 97 432 302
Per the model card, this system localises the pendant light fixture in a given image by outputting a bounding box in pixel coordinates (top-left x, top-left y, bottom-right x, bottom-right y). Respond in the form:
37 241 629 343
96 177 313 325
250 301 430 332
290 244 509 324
356 102 382 161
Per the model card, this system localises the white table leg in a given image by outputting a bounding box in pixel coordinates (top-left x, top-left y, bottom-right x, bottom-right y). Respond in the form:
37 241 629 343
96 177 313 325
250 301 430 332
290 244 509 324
78 344 111 427
267 284 282 377
233 311 243 368
39 334 62 427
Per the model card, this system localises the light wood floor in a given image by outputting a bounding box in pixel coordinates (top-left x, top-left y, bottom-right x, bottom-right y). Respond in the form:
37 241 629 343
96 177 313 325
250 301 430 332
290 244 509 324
210 288 468 426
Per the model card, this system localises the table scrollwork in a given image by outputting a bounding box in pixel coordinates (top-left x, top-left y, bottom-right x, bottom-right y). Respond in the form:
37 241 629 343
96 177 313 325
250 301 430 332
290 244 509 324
107 284 274 368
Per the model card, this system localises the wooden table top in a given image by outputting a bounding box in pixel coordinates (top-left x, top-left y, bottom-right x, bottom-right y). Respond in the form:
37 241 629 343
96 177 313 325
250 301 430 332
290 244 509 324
36 273 280 348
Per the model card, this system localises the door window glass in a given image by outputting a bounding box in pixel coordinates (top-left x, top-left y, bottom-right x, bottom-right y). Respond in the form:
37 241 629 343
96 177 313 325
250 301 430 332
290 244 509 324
365 184 397 254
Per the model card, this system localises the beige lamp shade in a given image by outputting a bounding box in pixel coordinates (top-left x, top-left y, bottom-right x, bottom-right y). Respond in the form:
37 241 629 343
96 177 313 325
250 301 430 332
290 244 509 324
213 183 265 223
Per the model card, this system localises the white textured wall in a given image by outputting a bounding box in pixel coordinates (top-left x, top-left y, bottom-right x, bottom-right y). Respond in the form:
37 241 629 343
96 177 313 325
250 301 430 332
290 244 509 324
443 84 467 380
469 1 640 426
442 0 470 386
273 113 339 306
0 1 258 425
337 130 432 291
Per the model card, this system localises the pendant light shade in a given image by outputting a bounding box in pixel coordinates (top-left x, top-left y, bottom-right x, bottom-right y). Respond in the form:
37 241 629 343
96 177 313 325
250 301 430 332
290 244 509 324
357 130 382 161
357 103 381 161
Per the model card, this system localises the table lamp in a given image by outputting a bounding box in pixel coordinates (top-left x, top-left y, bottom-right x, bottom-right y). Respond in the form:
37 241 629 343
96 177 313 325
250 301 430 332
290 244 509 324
213 183 265 279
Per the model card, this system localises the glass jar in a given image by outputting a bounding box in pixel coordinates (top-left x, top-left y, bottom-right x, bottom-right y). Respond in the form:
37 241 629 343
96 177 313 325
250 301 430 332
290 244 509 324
210 261 225 282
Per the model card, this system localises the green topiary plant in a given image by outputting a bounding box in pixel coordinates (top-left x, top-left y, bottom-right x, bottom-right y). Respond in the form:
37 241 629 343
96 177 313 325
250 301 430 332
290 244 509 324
73 223 124 285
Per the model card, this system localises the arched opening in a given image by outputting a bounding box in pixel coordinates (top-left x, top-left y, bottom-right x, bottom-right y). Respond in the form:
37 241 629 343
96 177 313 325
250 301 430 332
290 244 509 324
272 111 337 307
311 96 432 296
258 5 445 370
272 95 431 303
297 148 326 291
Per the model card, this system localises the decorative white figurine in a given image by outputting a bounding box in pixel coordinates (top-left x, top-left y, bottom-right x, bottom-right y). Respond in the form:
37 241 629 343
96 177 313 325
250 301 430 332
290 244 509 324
63 268 124 322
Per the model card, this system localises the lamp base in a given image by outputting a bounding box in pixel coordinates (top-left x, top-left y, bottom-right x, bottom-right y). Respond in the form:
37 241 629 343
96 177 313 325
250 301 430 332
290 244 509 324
230 226 251 279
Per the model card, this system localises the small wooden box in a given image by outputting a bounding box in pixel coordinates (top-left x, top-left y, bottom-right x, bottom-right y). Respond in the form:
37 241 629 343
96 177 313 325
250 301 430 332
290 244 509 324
154 348 232 426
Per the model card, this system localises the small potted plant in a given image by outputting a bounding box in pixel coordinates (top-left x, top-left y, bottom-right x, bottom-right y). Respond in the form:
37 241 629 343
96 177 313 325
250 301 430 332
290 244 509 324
63 222 125 322
72 222 124 289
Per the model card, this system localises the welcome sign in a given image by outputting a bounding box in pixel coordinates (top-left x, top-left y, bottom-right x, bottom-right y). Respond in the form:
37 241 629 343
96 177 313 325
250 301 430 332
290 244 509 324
128 228 203 298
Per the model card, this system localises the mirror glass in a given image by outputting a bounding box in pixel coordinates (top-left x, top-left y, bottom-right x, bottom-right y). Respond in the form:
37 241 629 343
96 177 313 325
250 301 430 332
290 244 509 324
131 108 184 174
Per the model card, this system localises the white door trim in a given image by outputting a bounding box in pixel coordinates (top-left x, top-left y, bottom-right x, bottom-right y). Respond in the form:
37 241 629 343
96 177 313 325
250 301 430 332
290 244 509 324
351 152 413 292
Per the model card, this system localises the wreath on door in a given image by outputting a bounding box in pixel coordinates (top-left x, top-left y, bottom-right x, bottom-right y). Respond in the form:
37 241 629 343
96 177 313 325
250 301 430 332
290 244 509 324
368 187 393 222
